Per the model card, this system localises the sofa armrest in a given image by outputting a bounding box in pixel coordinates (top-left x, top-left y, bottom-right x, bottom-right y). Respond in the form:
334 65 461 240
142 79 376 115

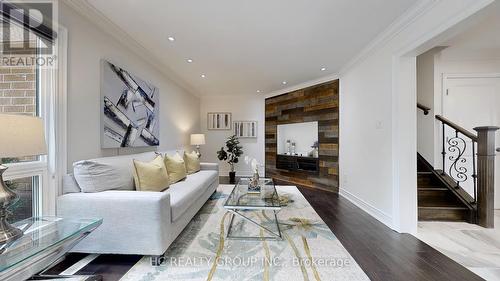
57 191 171 255
200 162 219 172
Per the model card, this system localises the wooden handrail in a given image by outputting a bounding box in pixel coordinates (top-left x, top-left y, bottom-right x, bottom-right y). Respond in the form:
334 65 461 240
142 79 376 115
417 103 431 115
435 115 478 141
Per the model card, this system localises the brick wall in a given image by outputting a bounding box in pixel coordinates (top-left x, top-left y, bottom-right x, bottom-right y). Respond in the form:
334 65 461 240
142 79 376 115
0 51 37 222
0 63 37 116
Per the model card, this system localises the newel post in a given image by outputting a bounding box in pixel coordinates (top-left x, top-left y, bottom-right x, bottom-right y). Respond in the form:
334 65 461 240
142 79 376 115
474 126 499 228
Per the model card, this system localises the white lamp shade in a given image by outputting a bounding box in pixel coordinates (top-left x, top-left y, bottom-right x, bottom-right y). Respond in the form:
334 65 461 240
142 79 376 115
0 114 47 158
190 134 206 145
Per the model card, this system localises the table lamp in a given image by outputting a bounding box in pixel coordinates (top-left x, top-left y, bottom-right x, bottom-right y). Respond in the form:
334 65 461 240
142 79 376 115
190 134 205 158
0 114 47 244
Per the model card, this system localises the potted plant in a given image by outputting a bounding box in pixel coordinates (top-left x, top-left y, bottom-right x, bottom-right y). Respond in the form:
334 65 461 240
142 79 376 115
217 135 243 183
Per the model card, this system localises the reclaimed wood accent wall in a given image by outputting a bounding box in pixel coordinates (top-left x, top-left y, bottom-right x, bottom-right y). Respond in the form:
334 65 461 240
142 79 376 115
265 80 339 192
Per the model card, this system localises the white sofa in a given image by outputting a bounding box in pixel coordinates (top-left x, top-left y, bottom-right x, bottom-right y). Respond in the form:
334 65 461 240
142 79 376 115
56 151 219 257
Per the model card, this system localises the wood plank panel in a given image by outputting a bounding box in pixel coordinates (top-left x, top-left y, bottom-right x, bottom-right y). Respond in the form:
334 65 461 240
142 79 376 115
265 80 339 193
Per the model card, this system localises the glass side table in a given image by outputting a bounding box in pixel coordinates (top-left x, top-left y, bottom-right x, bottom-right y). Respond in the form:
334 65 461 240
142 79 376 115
0 217 102 281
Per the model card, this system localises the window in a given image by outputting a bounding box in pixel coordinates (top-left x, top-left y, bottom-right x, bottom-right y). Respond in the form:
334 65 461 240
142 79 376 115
0 20 56 223
5 176 40 222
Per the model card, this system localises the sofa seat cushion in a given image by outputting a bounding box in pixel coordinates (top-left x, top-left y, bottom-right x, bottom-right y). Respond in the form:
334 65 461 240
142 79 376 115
167 170 218 221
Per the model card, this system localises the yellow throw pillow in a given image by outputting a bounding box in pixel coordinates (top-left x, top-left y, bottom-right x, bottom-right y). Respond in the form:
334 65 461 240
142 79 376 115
184 151 201 174
133 155 169 192
164 153 187 184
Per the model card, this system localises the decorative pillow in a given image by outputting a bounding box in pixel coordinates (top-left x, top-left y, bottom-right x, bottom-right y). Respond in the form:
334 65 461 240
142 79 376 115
164 153 187 185
184 151 201 174
133 155 170 192
73 152 157 193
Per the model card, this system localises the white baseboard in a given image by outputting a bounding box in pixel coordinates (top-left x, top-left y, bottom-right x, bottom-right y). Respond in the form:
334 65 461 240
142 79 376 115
339 188 394 230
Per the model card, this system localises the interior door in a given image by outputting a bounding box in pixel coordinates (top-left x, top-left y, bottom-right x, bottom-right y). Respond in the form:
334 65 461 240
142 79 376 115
443 75 500 208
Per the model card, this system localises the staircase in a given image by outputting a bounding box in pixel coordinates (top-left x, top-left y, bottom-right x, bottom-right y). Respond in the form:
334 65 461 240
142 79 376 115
417 155 473 222
417 104 497 227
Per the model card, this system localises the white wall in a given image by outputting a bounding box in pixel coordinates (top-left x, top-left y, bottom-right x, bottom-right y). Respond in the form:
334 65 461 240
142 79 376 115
416 4 500 169
339 0 493 232
434 8 500 208
277 122 318 156
200 95 265 176
416 48 442 166
60 2 200 168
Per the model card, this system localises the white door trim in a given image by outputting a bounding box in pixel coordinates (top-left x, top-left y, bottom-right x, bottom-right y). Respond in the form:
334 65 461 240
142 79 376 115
444 73 500 79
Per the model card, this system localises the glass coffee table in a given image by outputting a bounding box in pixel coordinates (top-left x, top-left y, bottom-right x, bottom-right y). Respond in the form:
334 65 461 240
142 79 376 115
224 178 282 240
0 217 102 281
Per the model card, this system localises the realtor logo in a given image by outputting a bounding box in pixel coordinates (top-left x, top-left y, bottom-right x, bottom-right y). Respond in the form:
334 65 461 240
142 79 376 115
1 1 55 55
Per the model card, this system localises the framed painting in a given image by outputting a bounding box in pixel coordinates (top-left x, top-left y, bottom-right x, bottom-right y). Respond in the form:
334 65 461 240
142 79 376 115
207 112 231 130
101 60 160 148
233 121 257 138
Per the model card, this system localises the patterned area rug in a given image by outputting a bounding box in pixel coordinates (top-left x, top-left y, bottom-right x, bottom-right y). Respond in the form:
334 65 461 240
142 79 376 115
120 185 369 281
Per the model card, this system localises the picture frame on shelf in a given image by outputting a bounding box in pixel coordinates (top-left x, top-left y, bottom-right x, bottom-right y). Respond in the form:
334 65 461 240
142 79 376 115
207 112 232 130
233 121 257 138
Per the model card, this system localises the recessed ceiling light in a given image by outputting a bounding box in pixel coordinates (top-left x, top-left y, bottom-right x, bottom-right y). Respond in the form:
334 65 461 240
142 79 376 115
282 81 287 85
187 59 193 63
256 90 261 93
201 74 206 78
321 67 327 71
168 36 175 42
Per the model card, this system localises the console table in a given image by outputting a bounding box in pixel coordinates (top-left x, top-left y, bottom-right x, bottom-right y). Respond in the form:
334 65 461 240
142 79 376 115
0 217 102 281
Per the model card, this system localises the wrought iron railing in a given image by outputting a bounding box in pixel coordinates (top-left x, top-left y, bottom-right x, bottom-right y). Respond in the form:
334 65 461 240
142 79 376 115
436 115 478 204
419 103 498 227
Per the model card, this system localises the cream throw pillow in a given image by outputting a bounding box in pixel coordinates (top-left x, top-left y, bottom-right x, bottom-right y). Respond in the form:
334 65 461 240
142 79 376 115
164 153 187 184
184 151 201 174
133 155 169 192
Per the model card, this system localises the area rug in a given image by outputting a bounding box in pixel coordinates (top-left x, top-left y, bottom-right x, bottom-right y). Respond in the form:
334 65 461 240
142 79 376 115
120 185 369 281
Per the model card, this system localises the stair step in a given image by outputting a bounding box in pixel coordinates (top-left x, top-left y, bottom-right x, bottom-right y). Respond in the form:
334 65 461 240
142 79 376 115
418 196 464 208
418 206 469 222
417 175 442 186
418 189 450 202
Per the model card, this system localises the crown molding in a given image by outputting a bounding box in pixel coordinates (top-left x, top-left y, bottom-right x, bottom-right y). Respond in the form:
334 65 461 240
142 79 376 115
264 0 436 98
264 73 340 99
63 0 200 97
338 0 439 75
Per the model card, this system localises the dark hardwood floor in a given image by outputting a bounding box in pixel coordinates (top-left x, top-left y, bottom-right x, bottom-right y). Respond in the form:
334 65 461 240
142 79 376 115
298 187 483 281
46 177 482 281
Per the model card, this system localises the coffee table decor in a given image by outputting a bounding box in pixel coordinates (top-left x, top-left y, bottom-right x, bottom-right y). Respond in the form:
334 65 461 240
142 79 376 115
244 155 262 194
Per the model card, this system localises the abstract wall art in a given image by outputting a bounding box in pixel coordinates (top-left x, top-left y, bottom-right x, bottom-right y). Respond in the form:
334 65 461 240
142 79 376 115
101 60 160 148
233 121 257 138
207 112 231 130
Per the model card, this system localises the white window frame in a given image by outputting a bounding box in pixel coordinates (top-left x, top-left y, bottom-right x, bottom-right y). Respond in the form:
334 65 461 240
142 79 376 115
4 26 68 218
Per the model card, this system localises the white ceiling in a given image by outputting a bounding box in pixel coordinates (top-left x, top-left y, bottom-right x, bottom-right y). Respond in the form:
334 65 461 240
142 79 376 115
440 0 500 60
85 0 417 96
